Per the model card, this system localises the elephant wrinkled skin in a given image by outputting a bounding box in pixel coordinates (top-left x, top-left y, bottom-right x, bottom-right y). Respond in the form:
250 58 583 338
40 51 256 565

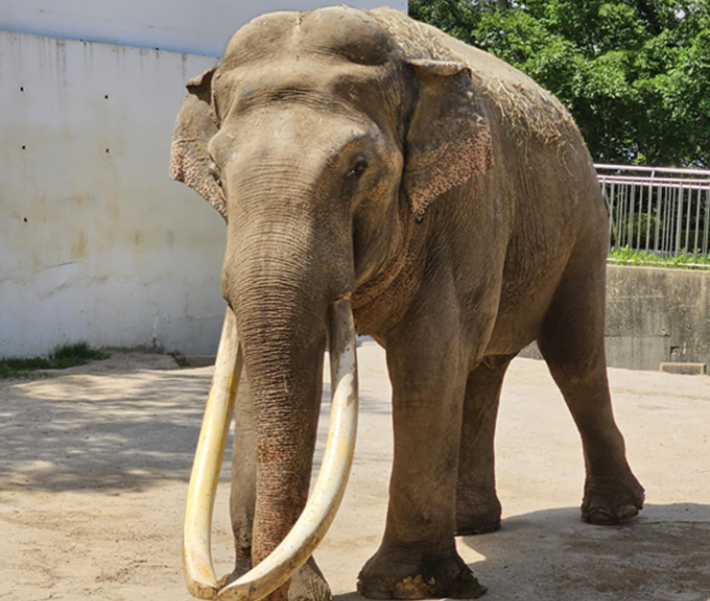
170 7 644 601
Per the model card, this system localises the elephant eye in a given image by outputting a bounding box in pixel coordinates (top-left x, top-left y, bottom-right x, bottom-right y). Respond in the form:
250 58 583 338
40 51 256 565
348 158 368 179
210 162 223 187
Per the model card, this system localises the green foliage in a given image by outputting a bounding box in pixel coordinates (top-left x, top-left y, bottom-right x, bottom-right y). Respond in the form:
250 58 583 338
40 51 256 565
609 247 710 268
409 0 710 168
0 342 109 379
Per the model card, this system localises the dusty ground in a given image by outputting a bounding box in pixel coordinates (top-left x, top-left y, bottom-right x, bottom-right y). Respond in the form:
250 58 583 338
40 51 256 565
1 341 709 601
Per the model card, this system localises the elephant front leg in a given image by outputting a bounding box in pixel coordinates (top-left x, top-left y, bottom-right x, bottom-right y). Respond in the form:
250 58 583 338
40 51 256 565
357 335 486 600
229 373 256 579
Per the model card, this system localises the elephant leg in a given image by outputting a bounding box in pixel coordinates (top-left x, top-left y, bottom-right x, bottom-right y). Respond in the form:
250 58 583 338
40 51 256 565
229 371 256 577
455 354 515 536
224 370 332 601
357 326 486 600
537 262 644 525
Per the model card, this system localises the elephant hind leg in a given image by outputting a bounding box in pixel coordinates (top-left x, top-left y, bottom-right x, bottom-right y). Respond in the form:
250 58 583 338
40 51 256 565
455 354 515 536
537 258 644 525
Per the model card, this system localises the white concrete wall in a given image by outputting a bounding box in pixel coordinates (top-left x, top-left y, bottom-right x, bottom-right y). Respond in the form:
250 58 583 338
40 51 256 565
0 1 407 358
0 0 408 57
0 32 225 357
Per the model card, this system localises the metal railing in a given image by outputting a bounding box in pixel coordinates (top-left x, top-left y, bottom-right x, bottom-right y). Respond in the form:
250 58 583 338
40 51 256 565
596 164 710 258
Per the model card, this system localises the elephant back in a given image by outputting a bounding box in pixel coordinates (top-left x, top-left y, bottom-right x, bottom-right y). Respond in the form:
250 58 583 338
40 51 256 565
370 7 580 146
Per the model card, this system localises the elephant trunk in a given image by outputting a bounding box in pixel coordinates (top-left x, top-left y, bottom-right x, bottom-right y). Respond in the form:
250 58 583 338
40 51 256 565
183 214 358 601
237 265 329 581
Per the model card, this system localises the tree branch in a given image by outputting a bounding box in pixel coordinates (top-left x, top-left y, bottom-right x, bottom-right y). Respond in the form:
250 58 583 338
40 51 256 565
636 0 662 35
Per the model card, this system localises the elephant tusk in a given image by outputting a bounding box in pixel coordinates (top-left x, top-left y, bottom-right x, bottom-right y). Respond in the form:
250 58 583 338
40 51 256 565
217 297 359 601
184 307 243 600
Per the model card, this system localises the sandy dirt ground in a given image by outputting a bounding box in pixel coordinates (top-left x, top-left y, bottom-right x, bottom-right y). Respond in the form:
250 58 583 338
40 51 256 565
1 340 709 601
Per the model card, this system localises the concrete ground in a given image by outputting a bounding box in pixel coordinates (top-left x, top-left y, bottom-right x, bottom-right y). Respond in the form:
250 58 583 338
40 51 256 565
1 340 708 601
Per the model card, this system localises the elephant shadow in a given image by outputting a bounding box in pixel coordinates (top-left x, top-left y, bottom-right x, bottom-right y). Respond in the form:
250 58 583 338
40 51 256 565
333 502 710 601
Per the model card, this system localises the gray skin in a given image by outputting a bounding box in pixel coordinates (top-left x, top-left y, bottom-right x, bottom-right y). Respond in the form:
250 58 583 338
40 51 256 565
170 7 645 601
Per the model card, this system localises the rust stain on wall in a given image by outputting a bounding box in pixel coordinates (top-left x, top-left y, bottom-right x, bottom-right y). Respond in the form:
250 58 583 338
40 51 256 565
70 229 87 259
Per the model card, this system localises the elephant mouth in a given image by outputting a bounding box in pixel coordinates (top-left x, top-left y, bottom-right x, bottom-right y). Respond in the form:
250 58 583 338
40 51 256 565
182 299 359 601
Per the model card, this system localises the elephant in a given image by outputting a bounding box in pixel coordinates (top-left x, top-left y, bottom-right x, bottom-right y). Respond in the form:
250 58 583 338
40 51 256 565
169 6 645 601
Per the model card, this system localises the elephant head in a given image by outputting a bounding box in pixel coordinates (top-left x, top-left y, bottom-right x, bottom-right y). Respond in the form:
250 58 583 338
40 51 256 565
170 7 493 601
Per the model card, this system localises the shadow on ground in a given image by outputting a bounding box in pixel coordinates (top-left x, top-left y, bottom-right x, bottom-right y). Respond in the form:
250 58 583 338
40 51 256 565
0 365 209 492
0 358 389 493
332 503 710 601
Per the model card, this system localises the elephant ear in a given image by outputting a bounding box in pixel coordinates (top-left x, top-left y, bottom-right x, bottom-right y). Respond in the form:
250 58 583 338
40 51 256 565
403 60 494 222
170 67 227 220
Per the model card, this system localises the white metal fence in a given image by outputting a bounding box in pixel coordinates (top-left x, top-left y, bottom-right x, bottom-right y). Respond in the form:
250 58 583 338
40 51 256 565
596 164 710 258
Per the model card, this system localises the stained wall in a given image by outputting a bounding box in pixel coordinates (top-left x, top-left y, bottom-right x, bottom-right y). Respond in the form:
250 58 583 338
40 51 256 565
0 32 223 356
0 1 406 357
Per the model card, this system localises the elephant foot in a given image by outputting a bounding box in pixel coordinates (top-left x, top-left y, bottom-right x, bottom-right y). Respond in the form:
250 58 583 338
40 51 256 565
217 544 252 589
581 473 645 525
357 544 486 599
455 489 501 536
218 556 331 601
287 557 332 601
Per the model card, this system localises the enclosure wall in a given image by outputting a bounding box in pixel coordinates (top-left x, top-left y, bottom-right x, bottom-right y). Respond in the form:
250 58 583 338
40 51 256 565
0 32 224 356
522 265 710 371
0 1 406 358
604 265 710 371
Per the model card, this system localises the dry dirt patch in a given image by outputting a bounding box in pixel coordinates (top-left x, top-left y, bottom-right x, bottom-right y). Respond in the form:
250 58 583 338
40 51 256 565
1 344 708 601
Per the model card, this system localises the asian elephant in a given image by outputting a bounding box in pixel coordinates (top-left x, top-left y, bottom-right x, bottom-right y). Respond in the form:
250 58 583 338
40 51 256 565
170 6 644 601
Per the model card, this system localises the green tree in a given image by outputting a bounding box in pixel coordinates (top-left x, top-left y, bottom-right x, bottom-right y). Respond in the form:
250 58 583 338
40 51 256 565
409 0 710 168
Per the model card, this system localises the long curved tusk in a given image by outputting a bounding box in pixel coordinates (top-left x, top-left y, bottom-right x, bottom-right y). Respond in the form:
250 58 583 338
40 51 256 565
217 297 359 601
184 306 243 600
